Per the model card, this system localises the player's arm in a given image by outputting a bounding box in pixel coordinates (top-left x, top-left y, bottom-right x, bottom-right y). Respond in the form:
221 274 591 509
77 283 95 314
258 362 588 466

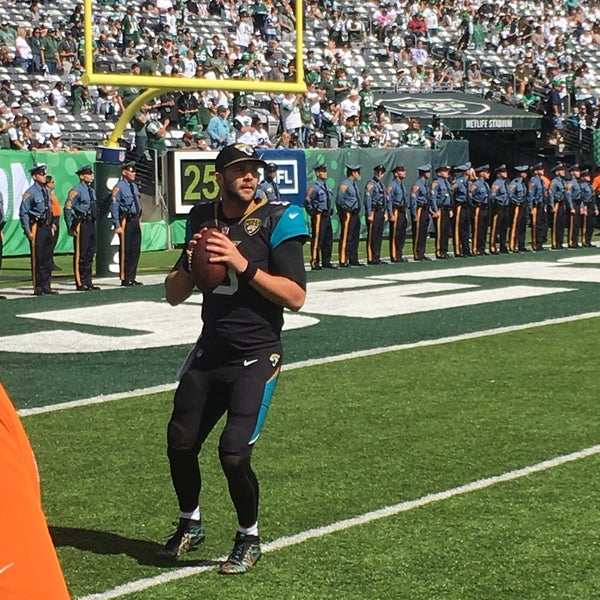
164 259 195 306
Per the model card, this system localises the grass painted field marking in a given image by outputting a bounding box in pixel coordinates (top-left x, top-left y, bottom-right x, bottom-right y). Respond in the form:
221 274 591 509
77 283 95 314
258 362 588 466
18 311 600 417
76 443 600 600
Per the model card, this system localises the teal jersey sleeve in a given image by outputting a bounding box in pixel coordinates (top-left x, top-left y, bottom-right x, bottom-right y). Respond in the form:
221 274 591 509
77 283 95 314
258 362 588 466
270 204 309 249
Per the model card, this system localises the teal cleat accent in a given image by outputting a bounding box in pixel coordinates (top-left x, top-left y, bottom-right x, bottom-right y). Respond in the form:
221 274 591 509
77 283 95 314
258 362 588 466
156 518 206 559
219 532 262 574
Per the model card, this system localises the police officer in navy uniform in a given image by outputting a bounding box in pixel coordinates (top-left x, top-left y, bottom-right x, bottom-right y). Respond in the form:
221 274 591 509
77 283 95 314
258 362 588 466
364 164 388 265
336 164 362 267
527 162 548 251
566 164 582 248
548 162 573 250
508 165 529 252
111 161 143 286
580 168 597 247
430 165 452 259
305 163 335 270
451 163 471 257
258 163 281 202
469 164 491 256
64 164 100 291
19 163 58 295
410 164 434 261
387 165 408 263
489 164 511 254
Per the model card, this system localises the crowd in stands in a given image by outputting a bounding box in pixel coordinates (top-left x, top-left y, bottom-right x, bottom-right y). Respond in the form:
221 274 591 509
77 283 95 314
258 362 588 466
0 0 600 153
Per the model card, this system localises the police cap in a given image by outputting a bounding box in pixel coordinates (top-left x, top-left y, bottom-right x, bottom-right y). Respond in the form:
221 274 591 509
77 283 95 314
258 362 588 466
30 163 46 175
552 162 566 172
514 165 529 172
531 162 544 170
121 161 137 172
346 163 361 171
373 164 386 173
266 162 278 172
76 164 93 175
455 164 470 172
314 163 327 172
475 164 490 173
569 163 581 171
495 164 508 173
580 168 590 176
392 165 406 172
417 164 431 172
436 164 450 172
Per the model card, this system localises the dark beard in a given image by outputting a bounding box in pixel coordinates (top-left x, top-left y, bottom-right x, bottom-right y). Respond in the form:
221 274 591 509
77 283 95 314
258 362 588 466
221 181 255 216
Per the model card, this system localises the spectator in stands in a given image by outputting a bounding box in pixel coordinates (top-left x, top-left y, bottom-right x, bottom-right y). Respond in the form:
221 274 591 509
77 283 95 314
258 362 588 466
467 61 483 89
30 27 43 73
41 28 60 74
57 30 77 76
72 87 95 117
386 24 404 68
372 3 396 42
347 9 367 50
410 39 428 66
0 80 16 106
207 105 232 148
403 117 430 148
8 115 33 150
232 104 255 143
339 88 360 122
14 28 33 73
38 110 62 146
48 81 68 109
407 12 428 41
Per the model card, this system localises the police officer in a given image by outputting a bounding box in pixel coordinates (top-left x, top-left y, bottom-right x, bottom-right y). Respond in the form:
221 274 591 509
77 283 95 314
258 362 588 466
451 163 471 257
508 165 529 253
470 164 491 256
566 164 582 248
430 165 452 259
305 163 335 270
364 164 388 265
336 164 362 267
548 163 573 250
64 164 100 291
410 164 434 261
258 163 281 202
387 165 408 263
580 168 597 247
527 162 549 251
489 164 511 254
19 163 58 295
110 161 143 286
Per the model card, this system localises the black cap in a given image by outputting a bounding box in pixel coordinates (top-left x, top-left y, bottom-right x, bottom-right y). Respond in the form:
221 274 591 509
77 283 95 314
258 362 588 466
531 162 544 170
392 165 406 172
121 161 136 172
552 162 566 172
373 164 386 173
495 164 507 173
476 164 490 173
580 168 590 175
215 143 267 172
314 163 327 172
76 164 93 175
569 163 581 171
266 162 278 172
30 163 46 175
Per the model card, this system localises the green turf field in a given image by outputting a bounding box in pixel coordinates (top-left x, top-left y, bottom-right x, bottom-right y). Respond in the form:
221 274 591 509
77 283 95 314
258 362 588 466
3 248 600 599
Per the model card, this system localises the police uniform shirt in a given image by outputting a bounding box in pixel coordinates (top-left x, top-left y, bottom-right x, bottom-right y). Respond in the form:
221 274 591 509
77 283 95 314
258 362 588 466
528 175 547 208
410 178 430 217
306 179 333 213
19 182 51 236
549 176 572 210
175 198 308 353
64 182 97 229
452 175 470 204
580 180 593 205
364 177 386 213
336 177 360 212
387 179 408 213
469 178 490 206
258 177 281 202
110 178 141 227
566 177 582 203
491 178 510 206
508 178 527 204
431 177 452 209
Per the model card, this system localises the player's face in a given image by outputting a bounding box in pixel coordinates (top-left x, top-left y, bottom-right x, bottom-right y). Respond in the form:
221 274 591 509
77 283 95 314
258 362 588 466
218 162 261 205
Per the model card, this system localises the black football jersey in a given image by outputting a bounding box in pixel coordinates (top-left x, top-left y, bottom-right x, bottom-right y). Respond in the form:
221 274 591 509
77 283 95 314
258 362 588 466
176 198 308 353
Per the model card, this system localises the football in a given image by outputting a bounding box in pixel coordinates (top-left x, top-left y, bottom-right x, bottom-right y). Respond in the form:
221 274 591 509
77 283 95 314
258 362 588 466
190 227 228 293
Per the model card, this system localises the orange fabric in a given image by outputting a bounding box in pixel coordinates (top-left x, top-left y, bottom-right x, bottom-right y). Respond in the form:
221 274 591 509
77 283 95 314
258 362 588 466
0 382 71 599
51 192 61 218
592 173 600 194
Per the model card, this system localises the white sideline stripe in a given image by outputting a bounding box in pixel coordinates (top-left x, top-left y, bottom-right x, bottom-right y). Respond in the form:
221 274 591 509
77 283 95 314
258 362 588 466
18 311 600 418
77 443 600 600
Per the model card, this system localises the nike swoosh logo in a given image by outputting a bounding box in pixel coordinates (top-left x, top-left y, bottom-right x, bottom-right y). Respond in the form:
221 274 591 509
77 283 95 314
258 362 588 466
289 212 299 219
243 359 258 367
0 563 15 575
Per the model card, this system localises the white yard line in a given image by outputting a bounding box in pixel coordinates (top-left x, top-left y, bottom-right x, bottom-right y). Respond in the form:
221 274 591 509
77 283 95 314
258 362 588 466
77 443 600 600
18 311 600 417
